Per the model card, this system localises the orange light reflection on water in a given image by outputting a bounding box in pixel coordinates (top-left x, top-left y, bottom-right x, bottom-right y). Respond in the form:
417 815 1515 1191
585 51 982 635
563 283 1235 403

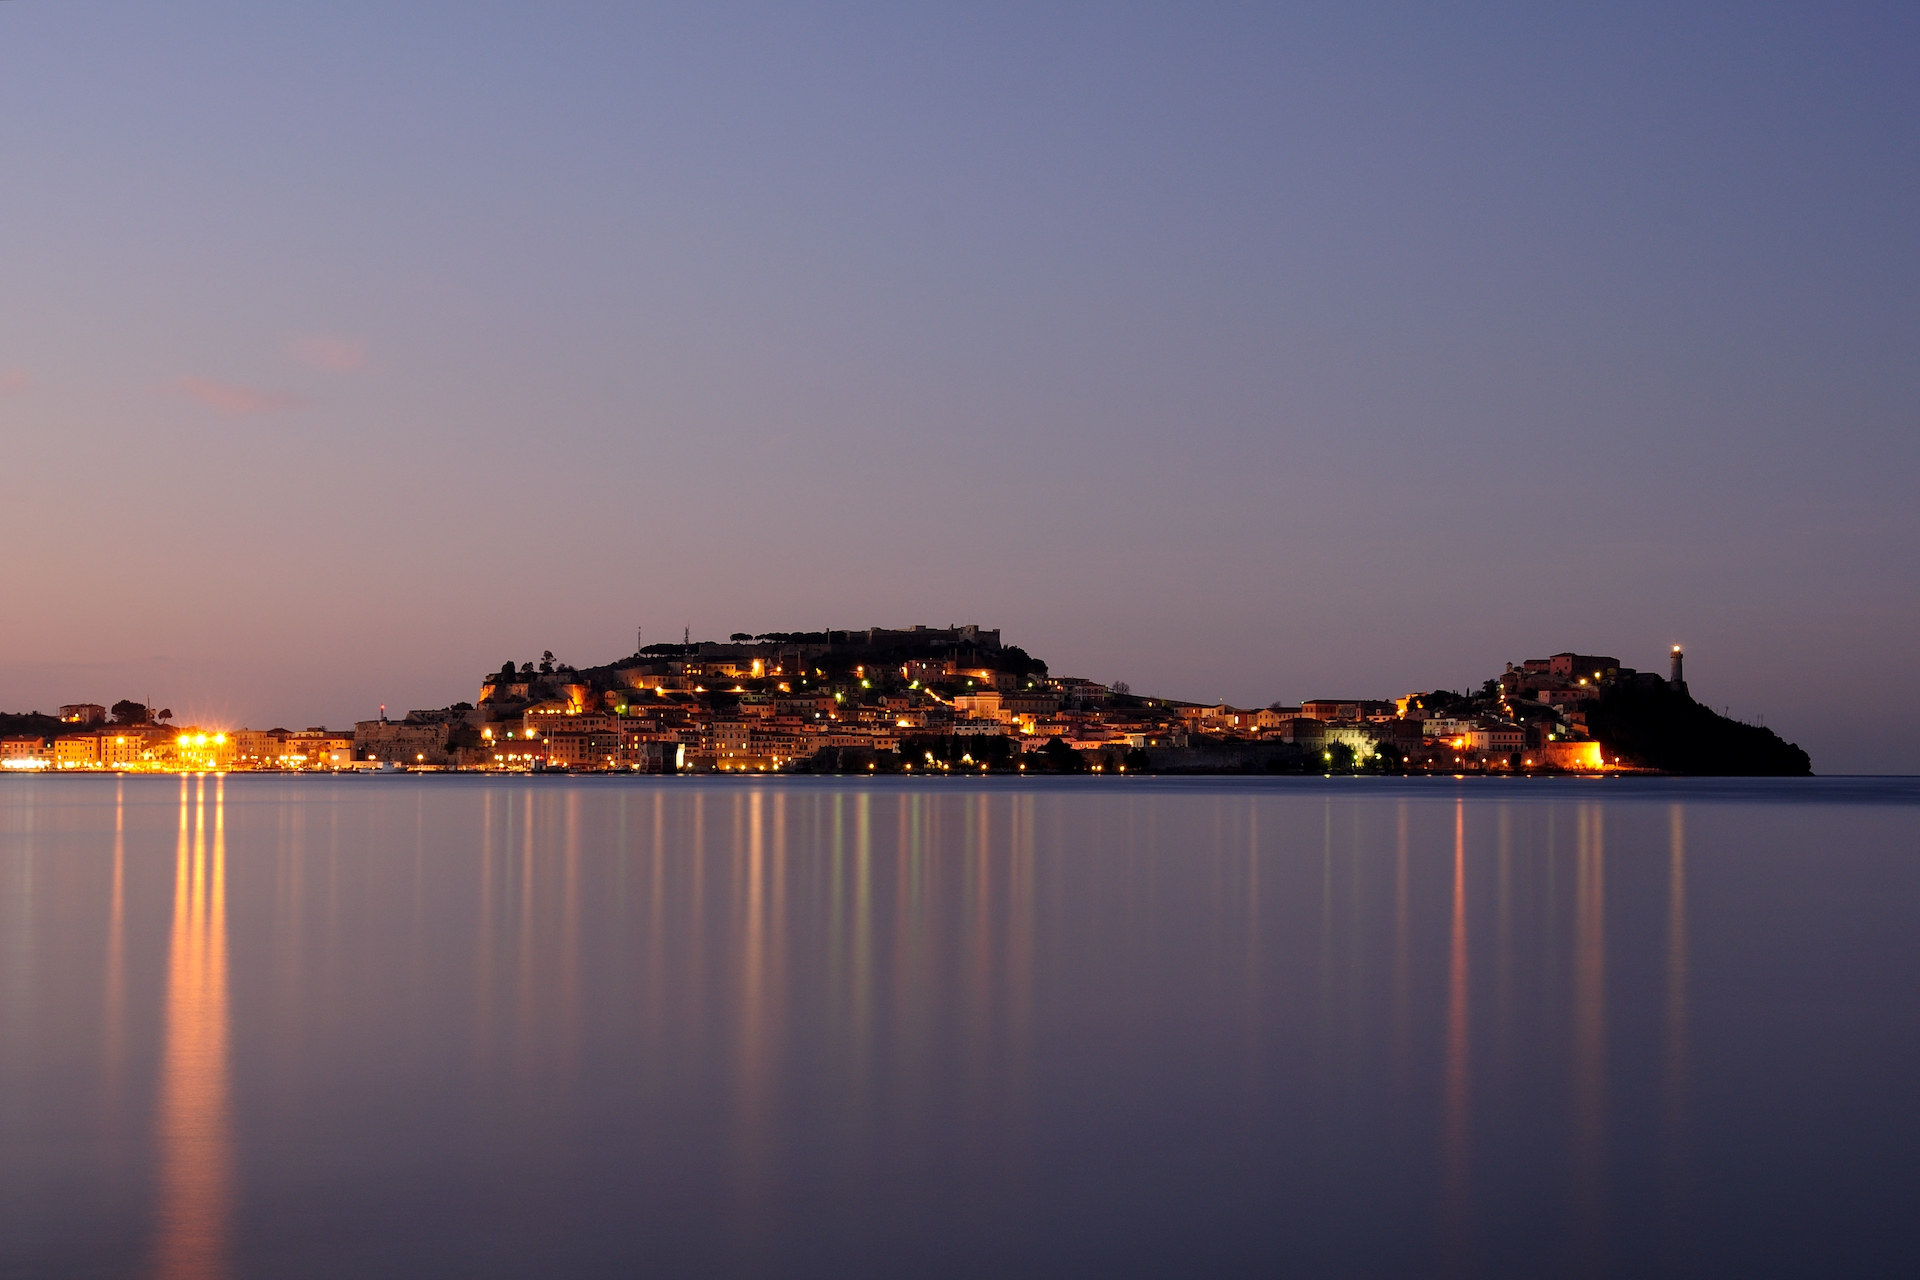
150 775 233 1280
1441 799 1471 1252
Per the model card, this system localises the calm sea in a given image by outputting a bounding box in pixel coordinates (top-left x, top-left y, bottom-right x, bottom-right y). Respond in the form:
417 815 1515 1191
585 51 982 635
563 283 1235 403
1 775 1916 1278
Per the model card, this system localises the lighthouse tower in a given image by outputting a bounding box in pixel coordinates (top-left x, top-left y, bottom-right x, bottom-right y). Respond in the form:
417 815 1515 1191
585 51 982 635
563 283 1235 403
1669 645 1687 695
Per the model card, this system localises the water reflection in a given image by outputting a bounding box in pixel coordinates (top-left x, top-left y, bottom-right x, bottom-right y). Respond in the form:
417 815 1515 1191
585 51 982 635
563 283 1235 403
102 779 127 1116
151 776 232 1280
1665 804 1690 1196
1441 800 1471 1259
734 788 775 1235
3 776 1909 1277
1571 804 1607 1267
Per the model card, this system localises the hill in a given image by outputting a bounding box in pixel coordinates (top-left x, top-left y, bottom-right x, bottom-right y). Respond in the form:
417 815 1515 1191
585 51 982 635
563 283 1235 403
1586 682 1811 776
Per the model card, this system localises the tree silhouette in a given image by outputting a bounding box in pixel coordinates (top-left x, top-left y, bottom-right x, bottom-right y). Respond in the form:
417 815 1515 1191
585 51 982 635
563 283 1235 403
1041 737 1083 772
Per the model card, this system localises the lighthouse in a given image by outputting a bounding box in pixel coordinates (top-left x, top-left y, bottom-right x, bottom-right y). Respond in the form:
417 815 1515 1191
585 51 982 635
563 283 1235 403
1669 646 1686 694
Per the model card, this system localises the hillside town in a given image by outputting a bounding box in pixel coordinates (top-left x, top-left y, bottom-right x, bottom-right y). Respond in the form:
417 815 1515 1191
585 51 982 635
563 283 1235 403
0 624 1808 775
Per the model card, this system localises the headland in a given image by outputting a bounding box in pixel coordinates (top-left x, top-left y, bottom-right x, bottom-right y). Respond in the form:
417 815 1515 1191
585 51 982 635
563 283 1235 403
0 625 1811 775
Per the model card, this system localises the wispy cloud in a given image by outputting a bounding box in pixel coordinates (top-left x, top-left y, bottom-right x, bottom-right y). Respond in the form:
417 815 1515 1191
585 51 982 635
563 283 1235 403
173 376 301 415
0 369 30 395
288 333 368 372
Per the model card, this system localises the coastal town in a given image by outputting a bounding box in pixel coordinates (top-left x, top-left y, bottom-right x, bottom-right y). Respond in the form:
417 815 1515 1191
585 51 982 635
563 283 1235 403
0 624 1808 776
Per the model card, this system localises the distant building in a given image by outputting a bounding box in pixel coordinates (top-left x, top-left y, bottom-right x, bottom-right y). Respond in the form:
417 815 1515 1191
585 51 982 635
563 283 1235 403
54 735 99 768
1469 724 1527 756
1535 740 1605 771
1322 725 1382 756
0 737 51 768
1270 717 1325 745
1547 653 1620 682
1048 678 1110 708
951 692 1007 721
354 719 449 765
58 704 107 726
284 729 353 768
1301 700 1394 722
98 733 145 767
231 729 285 767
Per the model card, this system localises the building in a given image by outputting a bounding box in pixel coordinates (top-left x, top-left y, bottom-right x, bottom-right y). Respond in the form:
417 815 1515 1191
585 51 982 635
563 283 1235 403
951 692 1006 722
1270 718 1325 745
284 729 353 768
1535 740 1605 770
1468 724 1527 757
622 740 680 773
525 708 617 737
58 704 107 726
53 735 99 768
0 738 50 768
1048 678 1110 708
168 731 235 770
231 729 286 767
354 719 450 766
1547 653 1620 682
1301 700 1395 722
98 733 146 767
1322 725 1382 757
542 731 622 769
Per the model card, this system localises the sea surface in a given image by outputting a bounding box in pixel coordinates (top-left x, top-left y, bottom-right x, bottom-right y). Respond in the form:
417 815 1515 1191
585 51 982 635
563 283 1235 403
1 774 1916 1278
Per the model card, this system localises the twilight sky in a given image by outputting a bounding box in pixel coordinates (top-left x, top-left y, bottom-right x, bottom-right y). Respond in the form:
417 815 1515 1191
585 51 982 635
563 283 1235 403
2 3 1915 771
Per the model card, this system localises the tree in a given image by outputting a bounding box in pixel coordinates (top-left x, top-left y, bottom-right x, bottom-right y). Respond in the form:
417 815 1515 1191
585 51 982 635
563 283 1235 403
156 708 173 723
1368 743 1406 773
520 662 534 675
971 735 1014 768
1324 741 1356 773
111 700 148 725
1110 681 1131 696
540 650 555 675
996 645 1048 677
730 632 752 642
1041 736 1083 772
499 661 515 679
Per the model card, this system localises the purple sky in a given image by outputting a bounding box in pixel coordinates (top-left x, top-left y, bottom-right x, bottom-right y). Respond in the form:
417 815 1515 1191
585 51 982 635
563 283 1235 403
2 3 1915 771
